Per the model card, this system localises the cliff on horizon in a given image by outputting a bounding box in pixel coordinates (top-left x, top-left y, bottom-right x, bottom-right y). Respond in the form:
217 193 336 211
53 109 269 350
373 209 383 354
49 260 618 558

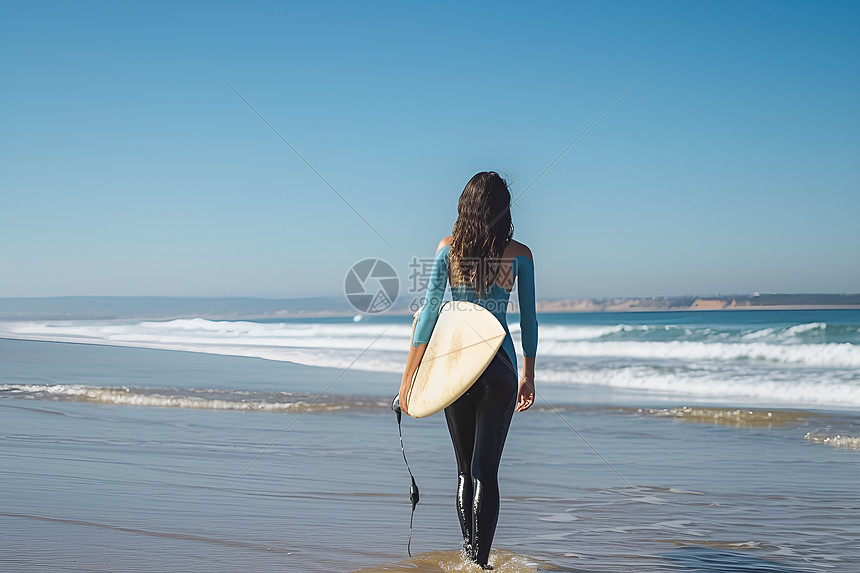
534 293 860 313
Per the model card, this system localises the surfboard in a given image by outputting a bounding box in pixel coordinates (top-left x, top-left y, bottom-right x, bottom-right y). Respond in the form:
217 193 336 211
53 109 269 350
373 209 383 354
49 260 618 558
405 301 507 418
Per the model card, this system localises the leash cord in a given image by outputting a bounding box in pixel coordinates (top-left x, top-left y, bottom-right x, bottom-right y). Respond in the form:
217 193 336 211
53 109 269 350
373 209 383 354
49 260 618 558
394 403 419 557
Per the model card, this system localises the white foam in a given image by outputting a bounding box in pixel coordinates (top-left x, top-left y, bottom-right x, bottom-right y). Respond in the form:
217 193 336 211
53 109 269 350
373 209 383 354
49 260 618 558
0 320 411 369
0 383 382 412
531 323 640 340
741 327 776 341
538 339 860 368
2 318 858 407
804 433 860 450
783 322 827 336
3 318 859 371
537 365 860 407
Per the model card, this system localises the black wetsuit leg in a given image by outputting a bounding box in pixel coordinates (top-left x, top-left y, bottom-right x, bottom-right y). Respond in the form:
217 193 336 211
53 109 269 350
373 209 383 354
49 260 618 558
444 349 517 566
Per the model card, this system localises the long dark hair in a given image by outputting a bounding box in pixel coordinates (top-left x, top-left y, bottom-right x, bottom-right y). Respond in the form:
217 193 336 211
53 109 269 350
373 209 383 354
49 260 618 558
449 171 514 299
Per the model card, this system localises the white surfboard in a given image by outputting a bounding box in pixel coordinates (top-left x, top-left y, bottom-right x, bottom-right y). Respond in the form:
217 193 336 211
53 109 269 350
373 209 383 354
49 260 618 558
405 301 507 418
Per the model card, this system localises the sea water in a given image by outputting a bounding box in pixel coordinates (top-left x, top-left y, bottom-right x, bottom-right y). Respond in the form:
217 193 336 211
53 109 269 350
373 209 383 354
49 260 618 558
1 310 858 571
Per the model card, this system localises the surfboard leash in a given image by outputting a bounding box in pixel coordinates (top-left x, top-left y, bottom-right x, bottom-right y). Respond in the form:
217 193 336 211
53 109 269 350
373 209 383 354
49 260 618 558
392 396 419 556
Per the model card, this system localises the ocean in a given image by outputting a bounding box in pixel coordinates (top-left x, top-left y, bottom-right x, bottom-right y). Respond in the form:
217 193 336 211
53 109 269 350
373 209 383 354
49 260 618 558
1 309 858 571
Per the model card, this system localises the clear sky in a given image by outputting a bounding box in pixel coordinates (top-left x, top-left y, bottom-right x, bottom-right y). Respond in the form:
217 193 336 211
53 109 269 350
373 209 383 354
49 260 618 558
2 0 859 300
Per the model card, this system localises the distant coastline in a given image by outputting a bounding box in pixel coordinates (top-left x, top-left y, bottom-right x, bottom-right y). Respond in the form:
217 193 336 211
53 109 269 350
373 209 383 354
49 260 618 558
0 293 858 321
533 293 860 314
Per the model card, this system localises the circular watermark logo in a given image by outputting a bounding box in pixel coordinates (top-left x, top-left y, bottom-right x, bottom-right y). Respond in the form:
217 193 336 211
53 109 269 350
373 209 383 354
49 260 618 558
344 258 399 313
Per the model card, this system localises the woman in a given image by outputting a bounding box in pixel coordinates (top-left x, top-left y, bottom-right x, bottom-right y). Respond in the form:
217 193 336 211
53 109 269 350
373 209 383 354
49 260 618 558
399 171 538 568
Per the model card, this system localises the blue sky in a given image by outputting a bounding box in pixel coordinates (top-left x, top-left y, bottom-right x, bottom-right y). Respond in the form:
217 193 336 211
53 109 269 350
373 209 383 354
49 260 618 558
2 0 858 299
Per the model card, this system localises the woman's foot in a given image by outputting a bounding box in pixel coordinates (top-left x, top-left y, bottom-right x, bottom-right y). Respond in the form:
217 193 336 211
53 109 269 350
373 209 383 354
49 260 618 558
462 541 474 560
470 553 492 570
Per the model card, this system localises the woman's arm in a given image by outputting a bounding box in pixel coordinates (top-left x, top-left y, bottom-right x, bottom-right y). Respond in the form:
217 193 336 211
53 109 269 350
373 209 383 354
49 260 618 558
515 251 538 412
400 239 450 414
399 342 426 415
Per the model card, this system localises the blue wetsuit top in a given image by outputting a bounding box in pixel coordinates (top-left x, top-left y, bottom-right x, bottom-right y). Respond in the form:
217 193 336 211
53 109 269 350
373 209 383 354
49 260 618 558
410 244 538 375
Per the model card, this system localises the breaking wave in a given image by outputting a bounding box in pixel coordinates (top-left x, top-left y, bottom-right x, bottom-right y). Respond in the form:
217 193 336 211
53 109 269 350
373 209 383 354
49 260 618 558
1 318 858 369
0 383 387 412
1 314 857 408
539 339 860 368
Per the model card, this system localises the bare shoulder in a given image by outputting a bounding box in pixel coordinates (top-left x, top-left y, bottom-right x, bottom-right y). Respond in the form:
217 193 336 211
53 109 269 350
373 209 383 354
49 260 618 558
436 235 453 254
506 239 534 261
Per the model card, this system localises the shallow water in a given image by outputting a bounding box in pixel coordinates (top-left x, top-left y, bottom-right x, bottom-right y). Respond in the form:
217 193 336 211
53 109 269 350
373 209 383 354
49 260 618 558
1 337 858 571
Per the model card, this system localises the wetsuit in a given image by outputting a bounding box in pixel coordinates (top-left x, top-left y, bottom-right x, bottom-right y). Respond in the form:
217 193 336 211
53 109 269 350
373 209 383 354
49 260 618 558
411 244 538 566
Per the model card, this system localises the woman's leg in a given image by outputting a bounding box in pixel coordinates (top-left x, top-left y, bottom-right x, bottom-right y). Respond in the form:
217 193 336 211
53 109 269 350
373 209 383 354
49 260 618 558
444 388 478 556
470 351 517 567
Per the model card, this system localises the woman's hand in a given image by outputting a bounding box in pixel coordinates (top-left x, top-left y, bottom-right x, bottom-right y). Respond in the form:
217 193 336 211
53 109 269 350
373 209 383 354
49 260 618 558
398 381 410 416
516 375 535 412
398 366 412 416
517 356 536 412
